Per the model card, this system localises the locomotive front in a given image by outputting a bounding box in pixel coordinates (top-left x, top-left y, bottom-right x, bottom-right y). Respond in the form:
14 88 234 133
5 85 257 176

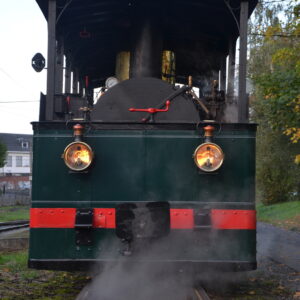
29 0 258 271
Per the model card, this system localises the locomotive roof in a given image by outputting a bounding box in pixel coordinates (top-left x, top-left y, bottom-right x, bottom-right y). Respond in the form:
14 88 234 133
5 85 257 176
36 0 258 86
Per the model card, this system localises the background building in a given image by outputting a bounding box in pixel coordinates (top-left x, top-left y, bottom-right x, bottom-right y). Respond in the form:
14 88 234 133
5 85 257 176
0 133 32 203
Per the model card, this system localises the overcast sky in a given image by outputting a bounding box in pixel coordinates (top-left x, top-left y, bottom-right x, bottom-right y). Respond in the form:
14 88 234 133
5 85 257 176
0 0 47 134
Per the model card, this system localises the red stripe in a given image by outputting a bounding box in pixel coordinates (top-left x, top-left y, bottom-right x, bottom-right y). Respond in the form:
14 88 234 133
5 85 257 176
211 209 256 230
93 208 116 228
30 208 76 228
170 209 194 229
30 208 256 230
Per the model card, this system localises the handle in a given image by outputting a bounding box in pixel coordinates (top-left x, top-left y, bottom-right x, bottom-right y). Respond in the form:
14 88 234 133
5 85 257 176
129 100 170 114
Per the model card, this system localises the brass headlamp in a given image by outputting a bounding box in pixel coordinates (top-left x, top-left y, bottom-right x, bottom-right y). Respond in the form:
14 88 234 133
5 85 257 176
62 124 94 171
193 125 224 172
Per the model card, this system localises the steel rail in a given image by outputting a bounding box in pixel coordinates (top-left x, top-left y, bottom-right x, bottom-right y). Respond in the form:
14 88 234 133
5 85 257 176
0 220 29 233
194 287 211 300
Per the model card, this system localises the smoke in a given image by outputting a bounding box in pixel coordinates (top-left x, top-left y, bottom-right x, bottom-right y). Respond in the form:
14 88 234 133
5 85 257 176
76 195 257 300
79 262 194 300
76 232 204 300
76 227 252 300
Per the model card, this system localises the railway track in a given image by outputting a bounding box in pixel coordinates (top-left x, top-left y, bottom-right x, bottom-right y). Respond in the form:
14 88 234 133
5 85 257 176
193 287 211 300
0 220 29 233
76 284 211 300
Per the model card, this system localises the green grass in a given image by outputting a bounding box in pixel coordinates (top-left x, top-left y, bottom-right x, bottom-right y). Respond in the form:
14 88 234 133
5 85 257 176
0 251 28 269
257 201 300 221
0 250 39 280
0 250 89 300
0 205 29 222
257 201 300 230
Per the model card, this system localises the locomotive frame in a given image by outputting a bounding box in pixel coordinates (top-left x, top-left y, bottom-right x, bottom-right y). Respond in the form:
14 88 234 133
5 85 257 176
29 0 258 271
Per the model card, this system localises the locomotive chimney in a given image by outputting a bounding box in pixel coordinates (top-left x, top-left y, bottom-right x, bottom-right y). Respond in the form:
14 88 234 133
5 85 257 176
130 16 163 79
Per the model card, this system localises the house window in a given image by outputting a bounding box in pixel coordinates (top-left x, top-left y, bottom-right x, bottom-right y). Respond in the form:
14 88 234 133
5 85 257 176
6 155 12 167
16 156 23 167
23 157 30 167
22 142 29 149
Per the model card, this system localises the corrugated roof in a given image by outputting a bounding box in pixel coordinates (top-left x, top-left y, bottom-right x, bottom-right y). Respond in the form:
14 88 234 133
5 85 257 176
0 133 32 152
36 0 258 86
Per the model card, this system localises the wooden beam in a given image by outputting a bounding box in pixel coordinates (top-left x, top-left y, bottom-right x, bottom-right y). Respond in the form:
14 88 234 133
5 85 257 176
238 1 249 123
46 0 56 120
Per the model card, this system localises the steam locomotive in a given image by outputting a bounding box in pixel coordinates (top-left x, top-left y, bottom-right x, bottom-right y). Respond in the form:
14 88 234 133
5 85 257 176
29 0 258 271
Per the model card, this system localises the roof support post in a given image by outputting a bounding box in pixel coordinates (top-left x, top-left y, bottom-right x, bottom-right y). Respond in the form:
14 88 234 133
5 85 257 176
238 0 249 123
55 36 64 94
72 68 79 94
79 79 83 96
219 56 227 91
46 0 56 120
65 55 71 93
227 37 236 98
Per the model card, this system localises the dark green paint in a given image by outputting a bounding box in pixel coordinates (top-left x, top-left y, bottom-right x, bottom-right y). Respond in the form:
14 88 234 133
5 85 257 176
29 123 256 265
32 128 255 206
30 228 256 262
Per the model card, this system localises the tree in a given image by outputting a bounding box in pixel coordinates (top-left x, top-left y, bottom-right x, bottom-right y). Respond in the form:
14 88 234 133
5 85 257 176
0 141 6 168
250 1 300 163
249 1 300 204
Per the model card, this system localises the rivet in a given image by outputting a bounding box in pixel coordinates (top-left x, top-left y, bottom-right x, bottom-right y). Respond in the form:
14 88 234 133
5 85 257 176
108 212 112 215
175 213 179 216
184 212 188 216
61 210 64 213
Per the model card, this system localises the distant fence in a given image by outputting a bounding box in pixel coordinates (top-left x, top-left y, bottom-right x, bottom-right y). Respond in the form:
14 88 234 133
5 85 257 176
0 190 30 206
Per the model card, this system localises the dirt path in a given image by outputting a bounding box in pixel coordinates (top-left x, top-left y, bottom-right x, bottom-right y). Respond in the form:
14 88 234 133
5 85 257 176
257 222 300 272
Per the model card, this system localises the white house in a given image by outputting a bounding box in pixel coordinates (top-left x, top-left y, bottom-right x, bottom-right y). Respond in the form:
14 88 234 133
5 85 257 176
0 133 32 191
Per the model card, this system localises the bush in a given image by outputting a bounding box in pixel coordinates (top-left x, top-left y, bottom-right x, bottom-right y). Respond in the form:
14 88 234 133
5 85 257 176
255 114 300 205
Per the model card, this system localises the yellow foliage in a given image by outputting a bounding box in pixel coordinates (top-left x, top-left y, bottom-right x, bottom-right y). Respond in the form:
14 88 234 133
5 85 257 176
284 127 300 144
295 154 300 164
